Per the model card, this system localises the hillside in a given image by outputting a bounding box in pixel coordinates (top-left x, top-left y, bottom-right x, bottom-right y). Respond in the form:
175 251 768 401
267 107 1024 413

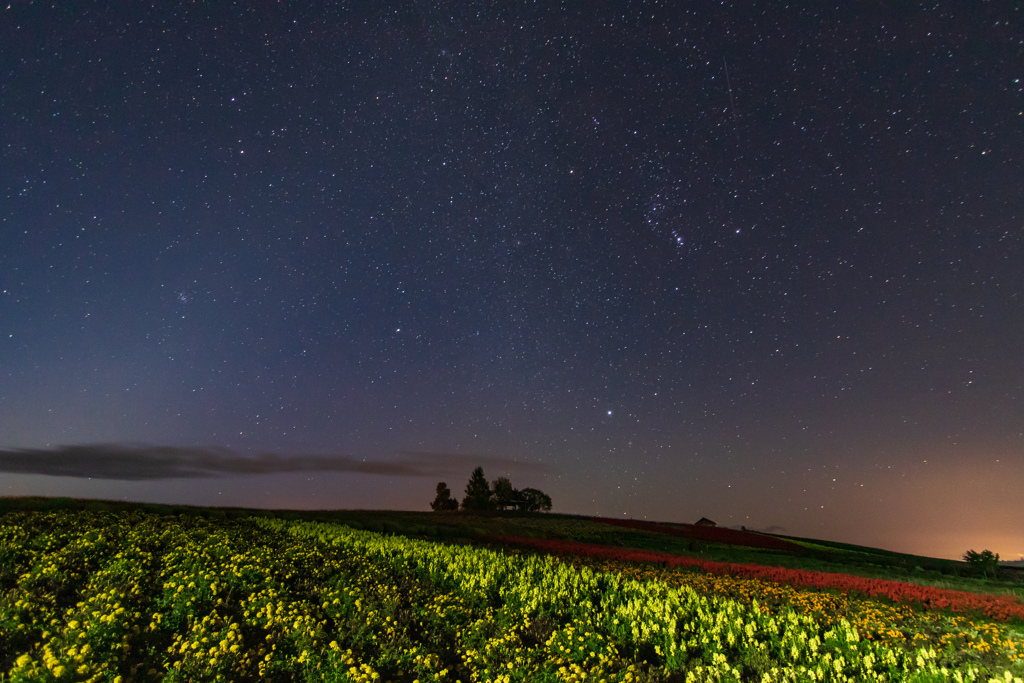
2 496 1023 681
2 495 1021 597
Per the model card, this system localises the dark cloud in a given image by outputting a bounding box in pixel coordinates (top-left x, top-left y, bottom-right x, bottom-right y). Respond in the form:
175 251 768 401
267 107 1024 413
0 445 549 481
759 525 787 534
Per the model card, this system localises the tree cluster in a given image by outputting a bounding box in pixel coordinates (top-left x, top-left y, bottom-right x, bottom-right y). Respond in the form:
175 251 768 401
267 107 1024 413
430 466 551 513
963 549 1000 578
429 482 459 511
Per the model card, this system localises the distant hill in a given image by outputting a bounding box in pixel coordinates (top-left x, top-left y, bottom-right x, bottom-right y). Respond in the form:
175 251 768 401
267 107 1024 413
4 495 1024 593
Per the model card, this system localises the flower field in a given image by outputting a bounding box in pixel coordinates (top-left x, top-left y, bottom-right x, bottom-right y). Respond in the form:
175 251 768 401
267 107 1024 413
2 509 1023 682
524 547 1023 663
489 536 1024 622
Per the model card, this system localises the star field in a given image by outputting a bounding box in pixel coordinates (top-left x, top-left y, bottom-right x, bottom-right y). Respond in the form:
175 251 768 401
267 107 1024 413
2 3 1022 560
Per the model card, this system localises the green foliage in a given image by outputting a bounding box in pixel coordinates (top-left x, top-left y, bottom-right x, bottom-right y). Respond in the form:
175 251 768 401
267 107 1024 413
5 496 1021 601
2 504 1024 681
429 482 459 511
460 466 494 512
964 549 1000 577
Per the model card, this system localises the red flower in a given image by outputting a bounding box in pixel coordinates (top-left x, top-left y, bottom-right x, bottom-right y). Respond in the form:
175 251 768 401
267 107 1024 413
486 535 1024 622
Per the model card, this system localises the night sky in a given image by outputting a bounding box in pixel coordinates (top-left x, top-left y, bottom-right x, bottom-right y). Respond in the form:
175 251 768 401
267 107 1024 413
2 3 1022 561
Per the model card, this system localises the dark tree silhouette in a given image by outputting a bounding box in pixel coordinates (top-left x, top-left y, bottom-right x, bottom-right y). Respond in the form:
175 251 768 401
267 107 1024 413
491 476 515 511
963 549 1000 578
430 481 459 511
519 487 552 512
461 466 494 511
509 487 528 511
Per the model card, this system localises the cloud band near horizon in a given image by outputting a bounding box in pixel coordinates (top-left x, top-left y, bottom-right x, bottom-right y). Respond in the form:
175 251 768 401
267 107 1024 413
0 445 549 481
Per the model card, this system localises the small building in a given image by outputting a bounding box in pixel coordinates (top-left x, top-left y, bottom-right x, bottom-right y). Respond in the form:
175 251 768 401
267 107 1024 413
694 517 717 527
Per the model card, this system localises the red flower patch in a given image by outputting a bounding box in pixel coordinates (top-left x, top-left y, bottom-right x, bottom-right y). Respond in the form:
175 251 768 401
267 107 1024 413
488 535 1024 623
